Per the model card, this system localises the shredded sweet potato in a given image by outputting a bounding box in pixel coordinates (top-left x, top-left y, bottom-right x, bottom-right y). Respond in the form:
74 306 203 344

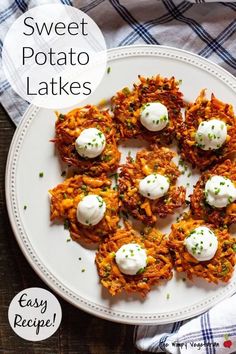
119 146 186 224
95 222 173 297
112 75 184 143
168 216 236 283
53 105 121 176
190 159 236 226
49 174 119 244
177 90 236 170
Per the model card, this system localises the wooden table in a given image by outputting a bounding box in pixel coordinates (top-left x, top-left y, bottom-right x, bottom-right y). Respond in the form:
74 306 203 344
0 104 148 354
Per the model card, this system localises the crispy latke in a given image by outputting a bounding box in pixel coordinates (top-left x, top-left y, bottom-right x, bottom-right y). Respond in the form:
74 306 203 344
119 146 186 224
112 75 184 143
53 105 121 176
168 216 236 283
177 90 236 170
95 222 173 297
49 174 119 244
190 159 236 226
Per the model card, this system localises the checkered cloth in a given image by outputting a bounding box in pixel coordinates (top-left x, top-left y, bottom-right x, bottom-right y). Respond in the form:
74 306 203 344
135 294 236 353
0 0 236 124
0 1 236 353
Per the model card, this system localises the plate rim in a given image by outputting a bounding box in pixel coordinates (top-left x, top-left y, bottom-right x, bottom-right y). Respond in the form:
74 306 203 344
5 44 236 325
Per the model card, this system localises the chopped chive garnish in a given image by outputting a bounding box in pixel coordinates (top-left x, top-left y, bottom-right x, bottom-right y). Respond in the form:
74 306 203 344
122 87 130 95
58 113 65 121
64 219 70 230
136 268 145 275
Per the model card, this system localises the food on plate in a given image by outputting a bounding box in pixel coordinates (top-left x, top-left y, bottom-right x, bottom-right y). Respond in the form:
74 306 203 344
53 105 121 176
190 159 236 226
75 127 106 158
48 72 236 301
168 216 236 283
115 243 147 275
177 90 236 170
95 222 173 297
184 226 218 262
119 146 186 224
49 174 119 244
140 102 169 132
76 194 106 226
112 75 184 143
195 119 227 151
139 173 170 200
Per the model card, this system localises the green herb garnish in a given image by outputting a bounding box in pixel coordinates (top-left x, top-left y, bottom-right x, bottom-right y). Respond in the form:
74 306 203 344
64 219 70 230
136 268 145 275
58 113 65 121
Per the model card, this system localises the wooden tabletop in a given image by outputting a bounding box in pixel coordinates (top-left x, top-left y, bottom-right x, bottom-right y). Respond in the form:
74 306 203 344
0 104 148 354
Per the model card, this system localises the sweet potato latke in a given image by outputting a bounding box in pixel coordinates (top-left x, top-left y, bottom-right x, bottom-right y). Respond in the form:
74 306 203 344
119 146 186 224
95 222 173 297
53 105 121 176
168 216 236 283
190 159 236 226
177 90 236 170
112 75 184 143
49 174 119 244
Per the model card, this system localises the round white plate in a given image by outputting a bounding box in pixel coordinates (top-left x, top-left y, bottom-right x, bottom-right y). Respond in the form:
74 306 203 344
6 45 236 325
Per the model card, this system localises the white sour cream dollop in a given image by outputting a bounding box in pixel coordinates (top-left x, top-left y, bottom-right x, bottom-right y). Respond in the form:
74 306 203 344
139 173 170 200
184 226 218 261
205 175 236 208
76 194 106 226
75 128 106 158
140 102 169 132
115 243 147 275
195 119 227 151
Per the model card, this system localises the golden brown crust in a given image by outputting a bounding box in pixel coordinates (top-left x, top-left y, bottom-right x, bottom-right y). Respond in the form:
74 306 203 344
177 90 236 170
95 223 173 297
112 75 184 144
53 105 121 176
118 146 186 224
168 216 236 283
190 159 236 226
49 174 119 244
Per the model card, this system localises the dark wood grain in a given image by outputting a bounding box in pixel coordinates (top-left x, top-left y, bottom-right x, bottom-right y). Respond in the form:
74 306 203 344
0 104 146 354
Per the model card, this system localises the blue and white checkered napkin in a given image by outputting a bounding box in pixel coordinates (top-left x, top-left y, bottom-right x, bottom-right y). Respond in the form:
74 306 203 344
0 0 236 125
135 294 236 353
0 1 236 353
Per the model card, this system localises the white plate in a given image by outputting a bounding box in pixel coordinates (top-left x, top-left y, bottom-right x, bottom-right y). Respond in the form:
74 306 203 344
6 45 236 325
